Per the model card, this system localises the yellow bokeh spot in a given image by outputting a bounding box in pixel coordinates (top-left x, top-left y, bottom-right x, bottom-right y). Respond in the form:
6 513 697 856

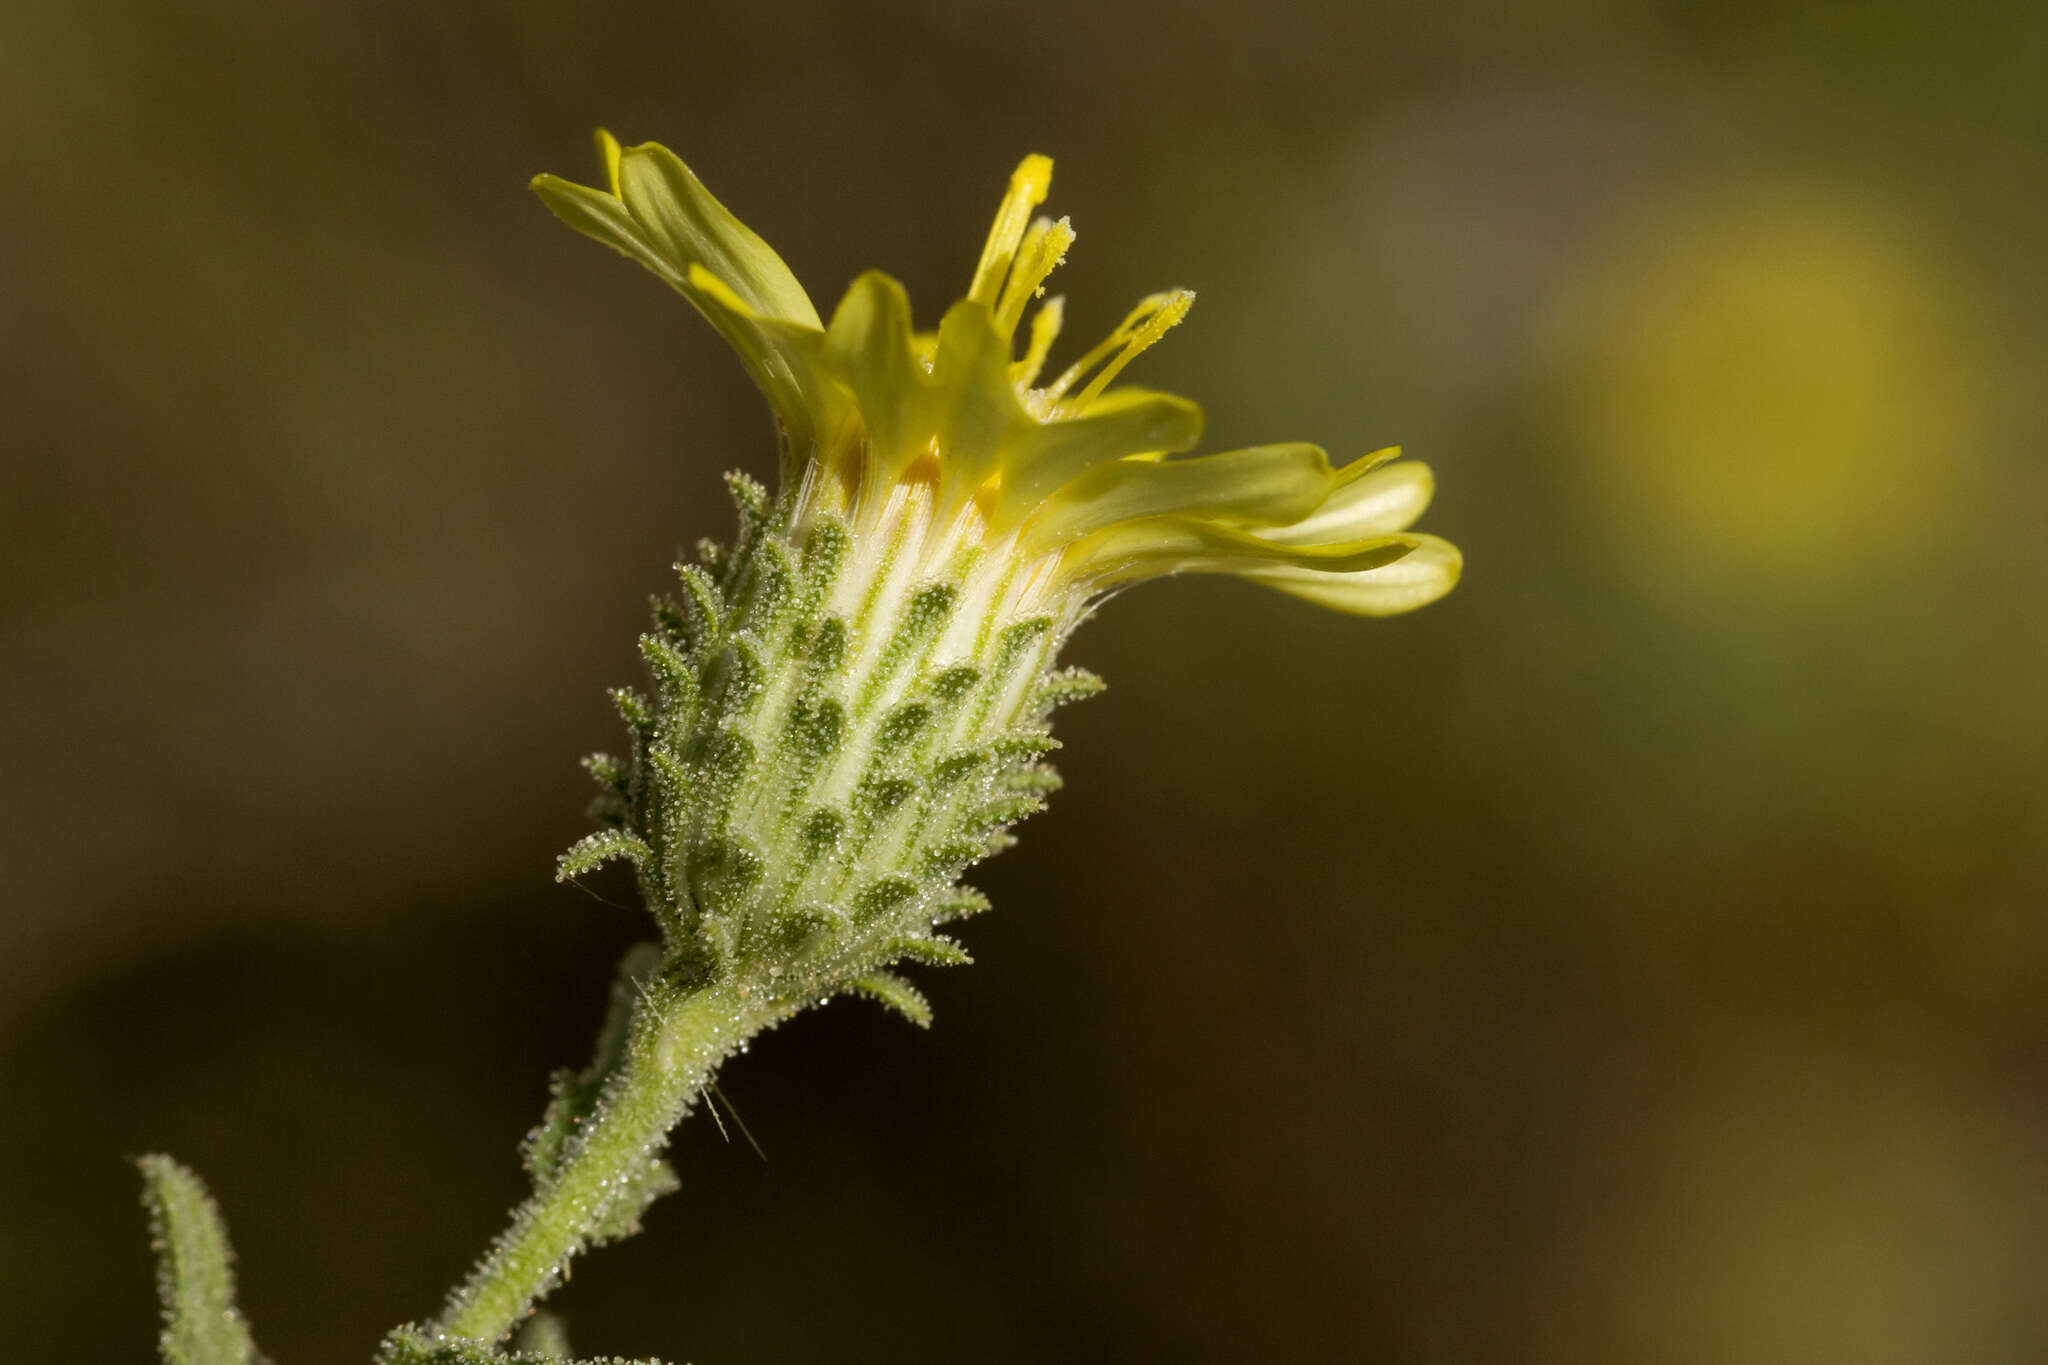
1557 191 1984 592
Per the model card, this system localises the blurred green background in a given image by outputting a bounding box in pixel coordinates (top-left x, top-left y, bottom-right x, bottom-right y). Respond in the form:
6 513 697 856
5 0 2047 1360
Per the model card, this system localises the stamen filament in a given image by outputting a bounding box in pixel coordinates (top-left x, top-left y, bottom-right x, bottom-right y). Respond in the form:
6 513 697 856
967 155 1053 309
1041 290 1194 406
995 215 1076 338
1075 289 1195 407
1011 296 1065 391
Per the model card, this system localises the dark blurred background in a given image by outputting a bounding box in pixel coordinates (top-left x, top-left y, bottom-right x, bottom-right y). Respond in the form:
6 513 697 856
5 1 2047 1360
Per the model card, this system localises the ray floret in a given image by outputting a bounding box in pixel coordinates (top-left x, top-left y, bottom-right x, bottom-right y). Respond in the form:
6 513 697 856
532 133 1460 632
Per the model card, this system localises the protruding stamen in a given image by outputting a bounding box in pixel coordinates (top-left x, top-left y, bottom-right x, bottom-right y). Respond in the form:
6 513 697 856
995 215 1076 339
1041 289 1196 408
968 155 1053 310
1010 296 1065 391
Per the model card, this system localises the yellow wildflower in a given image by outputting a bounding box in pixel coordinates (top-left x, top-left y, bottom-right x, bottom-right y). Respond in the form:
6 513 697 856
532 133 1459 631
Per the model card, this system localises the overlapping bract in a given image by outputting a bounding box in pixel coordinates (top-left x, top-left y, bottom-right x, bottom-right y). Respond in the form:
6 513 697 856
532 133 1459 616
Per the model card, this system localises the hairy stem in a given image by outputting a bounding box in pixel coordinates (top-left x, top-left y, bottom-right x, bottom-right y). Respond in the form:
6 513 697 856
433 977 779 1343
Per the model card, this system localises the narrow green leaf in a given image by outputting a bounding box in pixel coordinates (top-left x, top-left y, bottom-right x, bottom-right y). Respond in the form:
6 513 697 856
380 1326 500 1365
988 616 1054 682
646 743 691 798
696 535 728 572
136 1155 259 1365
1032 665 1106 711
859 583 960 710
852 774 917 826
932 886 993 922
675 563 725 641
999 762 1064 797
881 935 973 968
638 634 699 717
555 830 652 881
380 1321 670 1365
689 834 765 917
580 752 627 792
785 697 847 770
708 635 767 718
928 748 991 790
872 700 934 757
609 686 655 736
581 753 632 829
991 729 1057 762
848 972 933 1028
745 537 798 629
725 467 769 530
924 664 984 710
800 518 851 599
688 727 757 813
851 875 918 925
800 807 847 859
803 615 850 678
921 840 987 876
648 591 691 648
966 793 1047 833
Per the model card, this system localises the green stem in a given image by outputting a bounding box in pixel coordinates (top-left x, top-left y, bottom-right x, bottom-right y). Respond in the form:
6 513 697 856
432 977 772 1344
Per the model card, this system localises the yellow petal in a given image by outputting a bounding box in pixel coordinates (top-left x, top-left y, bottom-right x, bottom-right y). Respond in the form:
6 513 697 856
595 127 624 196
1256 455 1436 546
822 271 922 490
534 167 827 445
998 386 1205 513
925 300 1035 490
614 142 821 328
968 155 1053 310
679 264 834 455
1238 534 1463 616
1064 516 1421 591
1022 444 1336 551
531 174 678 284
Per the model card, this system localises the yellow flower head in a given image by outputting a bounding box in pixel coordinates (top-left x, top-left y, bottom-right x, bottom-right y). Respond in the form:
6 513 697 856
533 133 1459 628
